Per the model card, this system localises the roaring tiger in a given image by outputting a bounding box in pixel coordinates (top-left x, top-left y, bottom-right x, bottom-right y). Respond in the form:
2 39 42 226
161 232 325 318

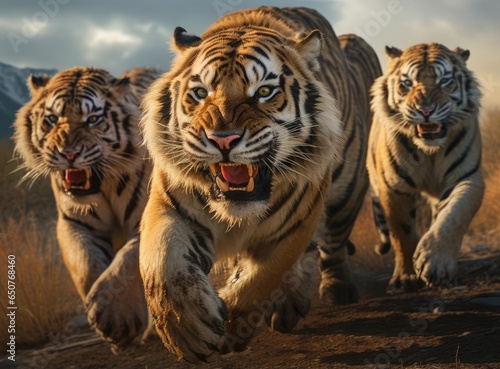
368 43 484 291
13 66 158 349
139 6 381 361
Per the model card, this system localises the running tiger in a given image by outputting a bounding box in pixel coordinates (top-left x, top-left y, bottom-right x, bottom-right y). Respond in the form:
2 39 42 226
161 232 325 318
368 43 484 290
13 67 158 349
140 6 380 361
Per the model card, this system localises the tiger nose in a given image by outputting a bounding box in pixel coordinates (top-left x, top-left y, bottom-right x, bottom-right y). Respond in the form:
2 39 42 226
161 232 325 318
206 131 242 150
59 147 80 161
417 106 434 118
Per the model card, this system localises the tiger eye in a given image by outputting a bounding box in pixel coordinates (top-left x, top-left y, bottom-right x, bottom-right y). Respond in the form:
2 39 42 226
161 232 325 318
44 114 58 126
194 88 208 99
257 86 272 97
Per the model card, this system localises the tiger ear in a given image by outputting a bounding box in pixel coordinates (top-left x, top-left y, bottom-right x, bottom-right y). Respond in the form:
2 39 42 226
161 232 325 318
110 76 131 96
296 30 323 71
27 74 51 95
454 47 470 62
173 27 202 52
385 46 403 59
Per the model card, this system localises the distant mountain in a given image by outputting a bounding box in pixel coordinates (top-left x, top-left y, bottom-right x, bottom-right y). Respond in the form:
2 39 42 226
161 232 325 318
0 61 57 139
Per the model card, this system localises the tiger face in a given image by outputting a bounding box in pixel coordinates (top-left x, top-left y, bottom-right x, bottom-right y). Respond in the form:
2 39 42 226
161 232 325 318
15 67 141 199
142 24 342 223
374 43 480 153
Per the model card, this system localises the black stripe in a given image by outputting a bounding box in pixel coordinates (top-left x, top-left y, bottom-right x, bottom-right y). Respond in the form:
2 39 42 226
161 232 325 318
62 211 96 231
250 45 270 60
445 128 466 157
240 53 268 75
273 181 324 245
93 235 113 262
290 79 301 130
382 170 413 197
124 164 145 222
304 83 319 116
282 64 292 76
440 155 480 203
188 235 213 273
110 110 121 143
327 130 365 216
166 191 214 242
439 187 453 202
264 185 297 219
444 128 477 178
388 147 416 188
116 173 130 196
455 155 481 183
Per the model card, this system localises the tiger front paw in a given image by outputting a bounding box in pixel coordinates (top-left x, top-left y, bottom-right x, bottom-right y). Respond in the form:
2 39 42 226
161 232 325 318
86 271 148 349
265 274 312 333
413 234 458 287
388 273 423 292
319 277 359 305
145 277 228 363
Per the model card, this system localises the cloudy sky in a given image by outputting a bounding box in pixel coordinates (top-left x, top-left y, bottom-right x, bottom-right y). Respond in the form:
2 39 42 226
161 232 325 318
1 0 499 107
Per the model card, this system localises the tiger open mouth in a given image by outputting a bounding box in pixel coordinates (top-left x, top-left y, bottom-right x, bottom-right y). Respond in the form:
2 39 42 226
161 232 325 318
209 163 271 201
62 168 91 190
416 122 446 139
60 168 101 196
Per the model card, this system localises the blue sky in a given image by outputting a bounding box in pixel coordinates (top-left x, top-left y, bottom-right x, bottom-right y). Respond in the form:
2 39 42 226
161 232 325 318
1 0 499 107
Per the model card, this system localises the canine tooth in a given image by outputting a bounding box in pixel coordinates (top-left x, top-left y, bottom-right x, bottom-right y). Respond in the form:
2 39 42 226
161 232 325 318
246 177 254 192
247 164 253 177
210 164 218 176
216 176 229 192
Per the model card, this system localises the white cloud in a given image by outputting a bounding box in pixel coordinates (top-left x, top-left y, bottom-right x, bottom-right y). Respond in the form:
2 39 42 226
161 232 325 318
87 27 141 49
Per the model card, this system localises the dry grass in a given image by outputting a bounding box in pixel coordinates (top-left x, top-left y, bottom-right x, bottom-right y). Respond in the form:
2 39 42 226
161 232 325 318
0 216 80 347
0 139 79 347
468 106 500 247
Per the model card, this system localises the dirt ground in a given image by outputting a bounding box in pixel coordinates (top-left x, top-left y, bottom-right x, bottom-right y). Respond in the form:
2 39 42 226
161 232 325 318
5 248 500 369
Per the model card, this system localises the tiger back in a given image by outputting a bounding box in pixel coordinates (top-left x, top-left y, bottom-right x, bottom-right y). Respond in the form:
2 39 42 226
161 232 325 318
13 66 158 349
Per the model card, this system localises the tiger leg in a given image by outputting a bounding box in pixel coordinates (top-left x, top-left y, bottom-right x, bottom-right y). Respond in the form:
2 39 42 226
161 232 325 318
413 175 484 286
58 219 147 348
316 200 362 305
377 184 421 291
57 218 110 301
86 234 149 350
264 242 318 333
218 208 323 352
316 238 358 304
139 191 225 363
371 194 392 255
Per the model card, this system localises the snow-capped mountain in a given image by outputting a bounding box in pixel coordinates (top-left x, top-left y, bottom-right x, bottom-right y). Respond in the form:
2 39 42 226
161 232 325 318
0 61 57 139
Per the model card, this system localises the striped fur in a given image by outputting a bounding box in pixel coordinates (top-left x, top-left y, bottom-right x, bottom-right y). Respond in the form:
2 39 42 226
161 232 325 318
13 67 159 349
140 7 380 362
368 43 484 290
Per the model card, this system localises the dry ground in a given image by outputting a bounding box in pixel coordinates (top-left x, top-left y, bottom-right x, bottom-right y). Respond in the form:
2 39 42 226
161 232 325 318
4 248 500 369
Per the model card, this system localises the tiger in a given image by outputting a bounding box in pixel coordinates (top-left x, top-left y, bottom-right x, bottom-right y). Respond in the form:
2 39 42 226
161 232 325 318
367 43 484 291
13 66 159 350
139 6 381 362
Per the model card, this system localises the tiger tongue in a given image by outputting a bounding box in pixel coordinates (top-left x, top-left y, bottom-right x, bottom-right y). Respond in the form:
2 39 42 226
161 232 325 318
220 165 250 184
65 169 88 184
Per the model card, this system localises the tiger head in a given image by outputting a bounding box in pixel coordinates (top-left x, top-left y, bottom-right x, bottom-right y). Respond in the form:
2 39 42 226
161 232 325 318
372 43 481 153
142 14 342 224
14 67 143 200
